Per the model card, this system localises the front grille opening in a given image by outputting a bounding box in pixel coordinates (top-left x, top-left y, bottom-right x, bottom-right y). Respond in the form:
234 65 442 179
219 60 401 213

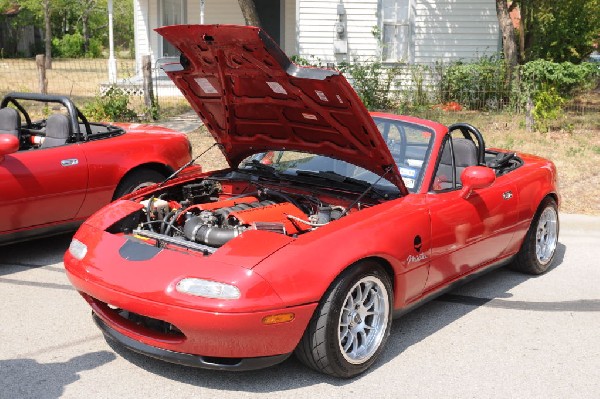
115 308 185 338
86 294 185 340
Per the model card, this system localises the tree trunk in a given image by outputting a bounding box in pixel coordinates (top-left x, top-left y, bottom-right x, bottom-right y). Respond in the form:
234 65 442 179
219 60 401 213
518 0 534 62
44 0 52 69
82 14 89 54
495 1 518 83
238 0 261 27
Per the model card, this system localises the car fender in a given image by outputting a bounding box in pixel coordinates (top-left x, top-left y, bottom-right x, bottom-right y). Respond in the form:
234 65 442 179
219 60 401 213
75 127 191 219
253 195 432 311
503 154 559 255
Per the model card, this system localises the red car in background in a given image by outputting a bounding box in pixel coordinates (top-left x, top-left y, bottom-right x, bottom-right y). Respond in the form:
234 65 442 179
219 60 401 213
64 25 559 378
0 92 194 245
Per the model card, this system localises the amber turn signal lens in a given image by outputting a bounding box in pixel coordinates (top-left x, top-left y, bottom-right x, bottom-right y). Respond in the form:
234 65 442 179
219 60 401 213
262 313 295 325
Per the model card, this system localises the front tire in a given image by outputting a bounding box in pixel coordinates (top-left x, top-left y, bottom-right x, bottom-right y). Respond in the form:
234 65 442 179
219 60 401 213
295 261 392 378
113 169 166 200
510 197 559 274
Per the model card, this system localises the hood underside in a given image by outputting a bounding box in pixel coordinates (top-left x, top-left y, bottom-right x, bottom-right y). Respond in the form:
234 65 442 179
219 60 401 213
156 24 405 192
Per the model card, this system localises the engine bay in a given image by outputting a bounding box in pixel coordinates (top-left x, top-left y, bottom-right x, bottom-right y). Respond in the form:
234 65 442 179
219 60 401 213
111 178 365 255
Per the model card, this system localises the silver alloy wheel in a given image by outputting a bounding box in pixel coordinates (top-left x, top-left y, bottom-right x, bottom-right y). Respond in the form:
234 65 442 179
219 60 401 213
338 276 389 364
536 206 558 265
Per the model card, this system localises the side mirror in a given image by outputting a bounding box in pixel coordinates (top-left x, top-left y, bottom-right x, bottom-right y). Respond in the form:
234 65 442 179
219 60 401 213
0 134 19 161
460 166 495 199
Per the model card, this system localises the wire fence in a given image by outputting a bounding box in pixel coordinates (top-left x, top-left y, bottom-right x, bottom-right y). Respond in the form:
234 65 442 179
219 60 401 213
0 57 189 113
0 57 598 123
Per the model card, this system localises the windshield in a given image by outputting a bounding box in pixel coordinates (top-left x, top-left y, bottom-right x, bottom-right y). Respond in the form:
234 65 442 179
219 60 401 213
373 117 435 192
239 118 435 194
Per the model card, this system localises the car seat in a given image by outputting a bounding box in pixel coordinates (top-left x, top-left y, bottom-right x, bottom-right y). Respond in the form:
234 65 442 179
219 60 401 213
435 138 478 190
41 114 70 149
0 107 21 139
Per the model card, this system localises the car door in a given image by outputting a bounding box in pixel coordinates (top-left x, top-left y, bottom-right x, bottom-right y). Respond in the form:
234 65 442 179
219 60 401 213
423 138 519 291
0 144 88 232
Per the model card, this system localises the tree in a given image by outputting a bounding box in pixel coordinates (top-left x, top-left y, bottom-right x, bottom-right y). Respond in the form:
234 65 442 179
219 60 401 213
511 0 600 63
43 0 51 67
237 0 260 27
525 0 600 63
495 0 518 80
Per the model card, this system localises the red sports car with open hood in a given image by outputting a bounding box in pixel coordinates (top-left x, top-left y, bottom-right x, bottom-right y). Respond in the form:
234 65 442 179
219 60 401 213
64 25 560 378
0 92 194 245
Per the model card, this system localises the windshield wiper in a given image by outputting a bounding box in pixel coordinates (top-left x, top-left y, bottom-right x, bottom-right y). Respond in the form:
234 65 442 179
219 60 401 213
236 159 282 180
295 170 386 198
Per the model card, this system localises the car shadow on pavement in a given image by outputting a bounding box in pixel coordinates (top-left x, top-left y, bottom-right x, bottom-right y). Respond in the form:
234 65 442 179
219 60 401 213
100 242 570 391
0 233 72 277
0 351 116 399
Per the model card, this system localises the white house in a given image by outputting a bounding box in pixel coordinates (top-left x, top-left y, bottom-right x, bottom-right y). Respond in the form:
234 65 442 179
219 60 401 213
134 0 500 72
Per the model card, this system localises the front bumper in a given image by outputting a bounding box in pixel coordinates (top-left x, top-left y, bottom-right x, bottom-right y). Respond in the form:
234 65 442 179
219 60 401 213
93 313 291 371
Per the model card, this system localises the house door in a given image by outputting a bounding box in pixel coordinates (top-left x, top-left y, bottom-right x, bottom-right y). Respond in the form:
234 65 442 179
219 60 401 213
255 0 282 45
161 0 187 57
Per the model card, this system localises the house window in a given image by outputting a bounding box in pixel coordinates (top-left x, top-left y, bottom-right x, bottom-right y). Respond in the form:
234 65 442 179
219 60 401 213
381 0 413 62
160 0 187 57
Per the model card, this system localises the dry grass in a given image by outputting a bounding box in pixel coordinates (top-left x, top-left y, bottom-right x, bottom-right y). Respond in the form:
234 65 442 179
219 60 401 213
0 58 136 97
186 98 600 216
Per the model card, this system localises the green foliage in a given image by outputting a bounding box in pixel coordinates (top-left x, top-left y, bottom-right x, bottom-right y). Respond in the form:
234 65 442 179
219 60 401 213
531 86 565 132
1 0 134 57
521 60 600 97
290 55 324 67
439 56 509 110
82 87 137 122
52 32 101 58
519 0 600 63
338 60 399 111
519 60 599 131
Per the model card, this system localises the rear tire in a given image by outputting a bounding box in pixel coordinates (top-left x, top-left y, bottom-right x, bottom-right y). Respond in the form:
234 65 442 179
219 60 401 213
113 169 166 200
295 261 392 378
510 197 559 275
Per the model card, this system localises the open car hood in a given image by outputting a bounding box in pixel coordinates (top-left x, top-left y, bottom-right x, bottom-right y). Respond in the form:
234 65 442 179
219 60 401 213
157 24 406 193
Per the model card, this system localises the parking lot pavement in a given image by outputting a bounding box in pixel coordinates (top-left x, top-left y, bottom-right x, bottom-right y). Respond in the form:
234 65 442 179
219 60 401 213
1 214 598 399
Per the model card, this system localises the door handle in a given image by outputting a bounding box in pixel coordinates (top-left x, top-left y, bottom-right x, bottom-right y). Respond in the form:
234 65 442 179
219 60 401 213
61 159 79 167
503 191 513 200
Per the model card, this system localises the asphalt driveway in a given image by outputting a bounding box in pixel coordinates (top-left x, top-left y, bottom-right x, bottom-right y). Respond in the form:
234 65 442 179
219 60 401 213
1 214 598 399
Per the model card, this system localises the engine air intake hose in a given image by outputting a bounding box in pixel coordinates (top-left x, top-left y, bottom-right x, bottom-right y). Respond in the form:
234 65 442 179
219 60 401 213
184 216 243 247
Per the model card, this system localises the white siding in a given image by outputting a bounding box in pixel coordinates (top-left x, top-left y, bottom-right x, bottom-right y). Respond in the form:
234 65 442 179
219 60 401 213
134 0 297 71
202 0 245 25
284 0 297 55
134 0 152 72
414 0 500 64
132 0 501 72
297 0 379 64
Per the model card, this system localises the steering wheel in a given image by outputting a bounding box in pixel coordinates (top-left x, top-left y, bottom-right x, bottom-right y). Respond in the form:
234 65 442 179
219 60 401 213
447 123 486 165
488 151 516 169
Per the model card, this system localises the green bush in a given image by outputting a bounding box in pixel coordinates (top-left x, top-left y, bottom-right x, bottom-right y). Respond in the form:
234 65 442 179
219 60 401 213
439 56 509 111
520 60 600 98
338 60 399 111
52 32 102 58
532 86 565 132
82 87 137 122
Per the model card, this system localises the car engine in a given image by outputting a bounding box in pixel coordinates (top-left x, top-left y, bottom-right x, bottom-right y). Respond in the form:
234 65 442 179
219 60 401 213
121 179 348 254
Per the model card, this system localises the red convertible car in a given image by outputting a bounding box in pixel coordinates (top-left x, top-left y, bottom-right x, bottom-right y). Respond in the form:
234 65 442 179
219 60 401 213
0 92 194 245
64 25 559 378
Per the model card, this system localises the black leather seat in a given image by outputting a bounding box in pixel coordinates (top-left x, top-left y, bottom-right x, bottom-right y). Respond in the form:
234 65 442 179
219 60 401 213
41 114 70 149
435 138 478 189
0 107 21 139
